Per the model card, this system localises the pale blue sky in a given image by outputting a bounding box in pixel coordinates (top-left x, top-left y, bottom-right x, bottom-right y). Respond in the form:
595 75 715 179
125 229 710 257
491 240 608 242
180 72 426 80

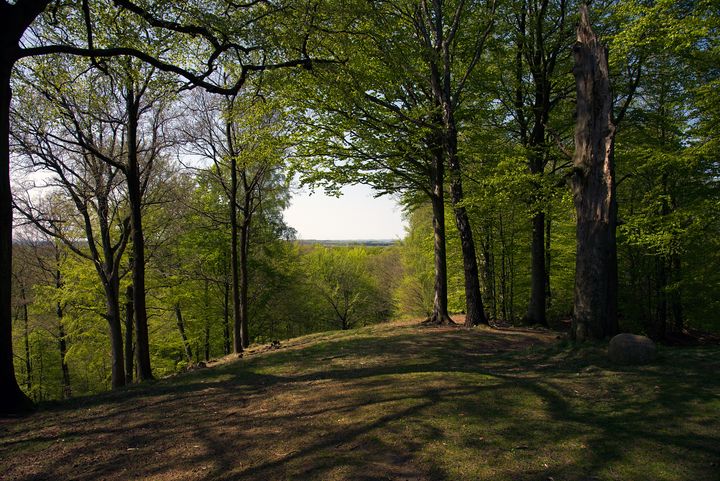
284 184 407 240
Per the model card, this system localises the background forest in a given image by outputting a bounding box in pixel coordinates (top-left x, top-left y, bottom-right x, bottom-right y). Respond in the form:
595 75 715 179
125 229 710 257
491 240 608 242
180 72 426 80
5 0 719 403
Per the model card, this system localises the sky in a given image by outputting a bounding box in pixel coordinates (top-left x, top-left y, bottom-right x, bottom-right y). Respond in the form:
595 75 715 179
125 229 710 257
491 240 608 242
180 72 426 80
283 184 408 240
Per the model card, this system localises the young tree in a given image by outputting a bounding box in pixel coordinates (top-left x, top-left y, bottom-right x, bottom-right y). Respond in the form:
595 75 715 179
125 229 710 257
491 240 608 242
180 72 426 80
304 246 380 331
496 0 577 326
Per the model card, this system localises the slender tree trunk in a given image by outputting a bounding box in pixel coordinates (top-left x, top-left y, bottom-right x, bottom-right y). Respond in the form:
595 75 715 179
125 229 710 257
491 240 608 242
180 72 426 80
545 213 552 309
20 286 31 392
57 312 71 399
229 155 243 354
524 73 551 328
482 227 496 320
239 216 250 348
570 5 619 341
204 279 210 361
55 267 71 399
653 258 668 341
670 255 683 332
124 285 134 383
499 213 509 322
126 88 153 380
223 276 231 355
36 338 43 402
174 304 193 362
444 111 487 326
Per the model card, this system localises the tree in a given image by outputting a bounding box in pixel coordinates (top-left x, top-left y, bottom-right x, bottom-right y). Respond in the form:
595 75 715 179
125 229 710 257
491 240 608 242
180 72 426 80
414 0 496 327
12 60 133 387
570 5 618 341
293 0 496 326
495 0 577 326
305 246 380 331
183 90 291 352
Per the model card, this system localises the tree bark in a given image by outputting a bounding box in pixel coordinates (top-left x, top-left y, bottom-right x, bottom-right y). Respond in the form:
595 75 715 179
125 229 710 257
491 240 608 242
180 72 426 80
102 276 126 388
20 284 31 392
229 154 243 354
54 263 71 399
444 112 486 326
126 86 153 380
670 255 683 332
124 284 134 383
428 185 453 325
222 276 231 355
481 226 496 320
526 211 547 325
239 206 251 348
570 5 619 341
204 279 210 361
174 304 193 362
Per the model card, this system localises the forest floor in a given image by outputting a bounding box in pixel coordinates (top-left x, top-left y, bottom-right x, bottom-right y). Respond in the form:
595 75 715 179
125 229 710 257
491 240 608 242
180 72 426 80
1 319 719 481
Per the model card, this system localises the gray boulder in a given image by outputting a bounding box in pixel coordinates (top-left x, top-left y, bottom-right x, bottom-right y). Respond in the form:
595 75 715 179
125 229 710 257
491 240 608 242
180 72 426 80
608 333 656 365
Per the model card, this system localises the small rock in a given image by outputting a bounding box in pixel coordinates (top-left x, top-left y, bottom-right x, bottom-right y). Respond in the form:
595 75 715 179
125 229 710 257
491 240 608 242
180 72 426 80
608 333 656 365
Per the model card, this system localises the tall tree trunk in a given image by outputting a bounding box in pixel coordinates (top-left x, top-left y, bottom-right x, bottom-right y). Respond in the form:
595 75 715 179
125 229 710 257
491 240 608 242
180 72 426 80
174 304 193 362
57 311 71 399
428 164 453 325
481 226 496 320
1 54 32 415
0 0 43 418
103 277 126 388
447 150 487 326
499 212 509 322
126 87 153 380
526 211 547 325
652 258 668 341
441 96 486 327
436 109 486 326
570 5 619 341
124 285 134 383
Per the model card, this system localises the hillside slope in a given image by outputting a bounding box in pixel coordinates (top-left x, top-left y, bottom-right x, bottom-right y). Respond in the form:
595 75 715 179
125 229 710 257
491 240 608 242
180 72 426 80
1 320 719 481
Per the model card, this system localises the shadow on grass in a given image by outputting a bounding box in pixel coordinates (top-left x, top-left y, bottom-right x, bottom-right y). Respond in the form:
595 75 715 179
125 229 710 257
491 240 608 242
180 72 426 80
1 324 719 481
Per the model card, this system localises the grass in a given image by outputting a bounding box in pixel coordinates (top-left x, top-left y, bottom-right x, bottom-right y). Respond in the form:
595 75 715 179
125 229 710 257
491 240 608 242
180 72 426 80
1 320 719 480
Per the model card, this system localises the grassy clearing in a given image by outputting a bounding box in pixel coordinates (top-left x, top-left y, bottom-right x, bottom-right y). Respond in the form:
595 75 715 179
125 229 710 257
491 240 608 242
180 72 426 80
1 320 718 480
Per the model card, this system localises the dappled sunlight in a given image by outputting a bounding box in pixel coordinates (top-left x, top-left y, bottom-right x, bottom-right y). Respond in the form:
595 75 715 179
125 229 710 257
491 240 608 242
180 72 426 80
2 322 718 480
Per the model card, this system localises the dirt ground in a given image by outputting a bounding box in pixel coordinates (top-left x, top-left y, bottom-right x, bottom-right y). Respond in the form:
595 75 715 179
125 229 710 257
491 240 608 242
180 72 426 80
3 320 717 481
1 321 556 481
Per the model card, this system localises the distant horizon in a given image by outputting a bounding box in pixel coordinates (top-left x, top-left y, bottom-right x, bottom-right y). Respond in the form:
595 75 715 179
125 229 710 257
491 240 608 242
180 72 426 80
284 184 408 241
